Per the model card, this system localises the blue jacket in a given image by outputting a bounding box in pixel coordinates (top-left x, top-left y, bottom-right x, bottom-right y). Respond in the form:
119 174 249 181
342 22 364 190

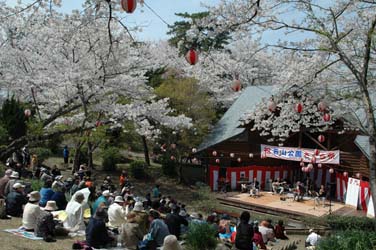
148 219 170 246
63 148 69 158
39 187 54 207
86 217 112 248
92 196 108 214
51 191 67 210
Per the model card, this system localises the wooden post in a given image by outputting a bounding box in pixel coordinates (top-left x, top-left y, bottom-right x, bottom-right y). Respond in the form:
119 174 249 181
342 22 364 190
327 133 331 150
299 131 303 148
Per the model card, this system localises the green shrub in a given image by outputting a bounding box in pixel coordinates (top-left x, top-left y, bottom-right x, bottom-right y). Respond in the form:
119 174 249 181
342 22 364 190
161 156 176 177
30 147 52 163
130 160 146 179
185 223 218 250
318 230 376 250
326 215 375 231
30 179 44 191
101 147 121 171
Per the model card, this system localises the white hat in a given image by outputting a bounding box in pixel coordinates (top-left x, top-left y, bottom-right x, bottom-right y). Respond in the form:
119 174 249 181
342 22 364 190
28 191 41 202
161 235 182 250
13 182 25 189
55 175 63 180
190 212 200 219
5 169 13 176
309 229 314 233
179 210 187 217
133 201 144 212
114 196 124 203
102 190 111 197
10 171 19 179
44 201 58 211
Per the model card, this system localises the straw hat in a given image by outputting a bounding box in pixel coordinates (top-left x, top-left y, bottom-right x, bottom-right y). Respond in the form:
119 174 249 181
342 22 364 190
44 201 58 211
161 235 182 250
114 196 124 203
10 171 19 179
28 191 41 202
102 190 111 197
13 182 25 189
55 175 63 181
5 169 13 176
133 201 144 212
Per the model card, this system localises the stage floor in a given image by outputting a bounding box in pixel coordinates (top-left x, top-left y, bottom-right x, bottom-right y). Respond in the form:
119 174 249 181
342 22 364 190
221 192 348 217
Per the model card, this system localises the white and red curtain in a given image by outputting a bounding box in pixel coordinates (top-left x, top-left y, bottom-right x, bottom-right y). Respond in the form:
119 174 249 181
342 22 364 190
336 173 348 202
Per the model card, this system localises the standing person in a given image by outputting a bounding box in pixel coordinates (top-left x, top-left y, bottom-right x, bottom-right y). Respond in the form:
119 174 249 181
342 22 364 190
152 185 160 198
120 212 144 250
305 229 321 248
4 171 20 197
63 146 69 165
92 190 111 214
6 183 28 217
21 145 30 168
108 196 126 231
0 169 13 198
119 170 127 189
133 201 149 235
165 205 188 239
85 207 116 249
22 191 41 231
64 192 86 231
146 210 170 248
235 211 254 250
39 179 55 207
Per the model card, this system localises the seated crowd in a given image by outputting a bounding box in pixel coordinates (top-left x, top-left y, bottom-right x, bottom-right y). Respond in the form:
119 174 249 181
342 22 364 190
0 164 302 250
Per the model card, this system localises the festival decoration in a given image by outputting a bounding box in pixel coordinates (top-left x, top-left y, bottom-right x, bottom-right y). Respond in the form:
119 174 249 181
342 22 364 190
170 143 176 149
230 153 235 158
249 153 254 158
237 157 242 163
318 135 325 143
300 162 304 167
185 49 199 65
301 166 305 172
95 120 102 127
311 156 316 163
24 109 31 117
215 159 220 164
121 0 137 13
212 151 217 157
317 101 327 112
260 152 266 159
356 172 361 179
267 100 276 112
170 156 175 161
343 171 348 177
329 168 334 174
307 163 313 170
231 79 242 92
314 149 320 156
317 163 322 168
323 113 331 122
192 148 197 153
295 102 303 113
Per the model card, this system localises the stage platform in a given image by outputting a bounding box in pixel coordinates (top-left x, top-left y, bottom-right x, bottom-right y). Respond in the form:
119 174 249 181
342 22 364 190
217 192 362 219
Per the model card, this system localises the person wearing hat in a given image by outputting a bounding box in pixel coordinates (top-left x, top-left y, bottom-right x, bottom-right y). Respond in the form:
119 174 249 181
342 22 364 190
132 201 149 234
35 200 58 242
6 182 27 217
0 169 13 198
4 171 20 197
22 191 41 231
305 229 321 248
86 207 116 249
146 210 170 247
108 196 126 230
165 205 188 240
52 175 64 192
64 192 86 231
50 186 68 210
161 235 182 250
92 190 111 214
119 212 144 250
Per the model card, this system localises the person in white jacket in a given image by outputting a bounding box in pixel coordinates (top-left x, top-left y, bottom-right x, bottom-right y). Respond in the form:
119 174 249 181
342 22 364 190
64 192 85 231
108 196 126 230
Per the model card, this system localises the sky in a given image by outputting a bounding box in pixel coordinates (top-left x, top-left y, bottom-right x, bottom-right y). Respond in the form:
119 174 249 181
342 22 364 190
9 0 221 41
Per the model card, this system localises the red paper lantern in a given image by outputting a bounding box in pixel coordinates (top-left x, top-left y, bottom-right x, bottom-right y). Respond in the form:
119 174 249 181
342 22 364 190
314 149 320 156
212 151 217 157
24 109 31 117
170 144 176 149
231 79 242 92
318 101 327 112
329 168 334 174
295 103 303 113
318 135 325 143
185 49 199 65
343 171 348 177
192 148 197 153
170 156 176 161
237 157 242 163
230 153 235 158
249 153 254 158
300 162 305 167
121 0 137 13
323 113 331 122
267 100 276 112
215 159 220 164
317 163 322 168
356 172 361 178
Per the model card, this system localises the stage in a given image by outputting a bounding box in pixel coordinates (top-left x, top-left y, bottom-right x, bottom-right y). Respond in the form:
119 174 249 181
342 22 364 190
217 192 361 219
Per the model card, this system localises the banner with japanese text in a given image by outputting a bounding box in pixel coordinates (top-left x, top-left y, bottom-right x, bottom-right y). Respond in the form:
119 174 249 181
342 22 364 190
260 144 340 165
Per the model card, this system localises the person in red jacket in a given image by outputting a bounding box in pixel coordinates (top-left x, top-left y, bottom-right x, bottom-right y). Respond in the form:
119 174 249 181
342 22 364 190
253 223 266 250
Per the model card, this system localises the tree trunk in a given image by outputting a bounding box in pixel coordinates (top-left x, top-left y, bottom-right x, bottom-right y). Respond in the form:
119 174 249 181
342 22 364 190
178 157 184 184
141 136 150 166
72 142 84 174
368 136 376 224
87 141 93 170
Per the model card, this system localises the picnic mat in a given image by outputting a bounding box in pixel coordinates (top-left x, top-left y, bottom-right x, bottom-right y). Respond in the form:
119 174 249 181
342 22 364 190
3 229 43 240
